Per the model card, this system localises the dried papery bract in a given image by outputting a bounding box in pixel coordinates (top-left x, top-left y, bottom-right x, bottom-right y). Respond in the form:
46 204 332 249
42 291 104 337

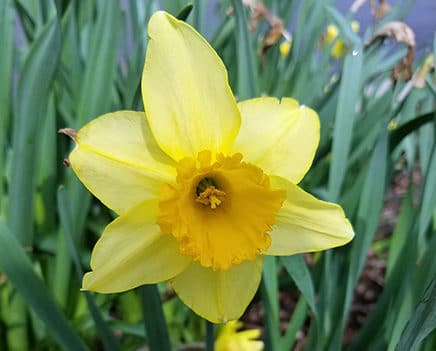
366 21 416 81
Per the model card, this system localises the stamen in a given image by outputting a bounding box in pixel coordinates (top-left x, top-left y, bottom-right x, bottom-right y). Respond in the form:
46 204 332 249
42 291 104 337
196 185 226 209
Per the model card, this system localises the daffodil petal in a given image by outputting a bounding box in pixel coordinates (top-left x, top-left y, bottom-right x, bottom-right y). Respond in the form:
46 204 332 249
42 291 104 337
142 11 240 161
265 176 354 255
233 98 320 184
82 200 191 293
69 111 176 214
171 256 264 323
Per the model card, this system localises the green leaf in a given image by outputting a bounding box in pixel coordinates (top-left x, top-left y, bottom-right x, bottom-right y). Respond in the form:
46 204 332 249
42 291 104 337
193 0 206 35
0 0 14 214
139 285 171 351
418 144 436 255
55 0 123 308
9 16 61 245
232 0 258 99
0 220 88 351
176 3 193 21
389 111 435 152
281 255 317 317
347 129 388 313
327 46 363 201
325 129 388 350
280 296 308 351
57 187 122 351
262 256 280 351
395 278 436 351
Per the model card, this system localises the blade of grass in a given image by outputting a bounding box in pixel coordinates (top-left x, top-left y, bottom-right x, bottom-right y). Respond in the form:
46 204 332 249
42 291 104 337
0 220 89 351
57 187 122 351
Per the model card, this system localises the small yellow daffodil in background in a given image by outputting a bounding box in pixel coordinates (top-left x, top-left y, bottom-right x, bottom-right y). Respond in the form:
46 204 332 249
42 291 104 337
325 20 360 58
215 321 263 351
68 11 354 323
279 39 292 58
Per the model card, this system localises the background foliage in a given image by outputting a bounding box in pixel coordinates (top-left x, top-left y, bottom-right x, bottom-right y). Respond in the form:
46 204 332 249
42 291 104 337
0 0 435 350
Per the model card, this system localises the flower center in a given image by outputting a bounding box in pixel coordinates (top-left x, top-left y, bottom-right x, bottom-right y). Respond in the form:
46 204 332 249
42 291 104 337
157 151 286 270
196 178 226 209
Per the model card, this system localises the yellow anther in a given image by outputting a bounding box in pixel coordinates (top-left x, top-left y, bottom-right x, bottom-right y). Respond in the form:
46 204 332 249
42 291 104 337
209 195 221 209
196 186 226 209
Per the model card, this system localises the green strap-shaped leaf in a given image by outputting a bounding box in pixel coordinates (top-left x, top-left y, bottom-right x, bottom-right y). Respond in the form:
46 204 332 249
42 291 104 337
0 0 14 214
281 255 318 317
262 256 280 351
395 278 436 351
57 187 122 351
0 220 89 351
418 144 436 255
389 111 435 152
139 285 171 351
176 3 193 21
327 12 363 201
280 296 308 351
232 0 258 100
9 16 61 246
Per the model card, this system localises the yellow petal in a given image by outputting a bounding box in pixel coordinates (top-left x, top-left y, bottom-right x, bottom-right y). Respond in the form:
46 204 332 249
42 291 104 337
331 40 345 58
171 256 264 323
69 111 176 214
233 98 320 183
82 200 191 293
215 320 264 351
265 177 354 255
142 11 240 161
326 24 339 43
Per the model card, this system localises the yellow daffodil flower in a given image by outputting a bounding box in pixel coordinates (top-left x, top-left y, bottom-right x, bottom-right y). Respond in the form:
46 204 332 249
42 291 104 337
279 39 292 58
68 11 354 323
325 21 360 58
215 321 263 351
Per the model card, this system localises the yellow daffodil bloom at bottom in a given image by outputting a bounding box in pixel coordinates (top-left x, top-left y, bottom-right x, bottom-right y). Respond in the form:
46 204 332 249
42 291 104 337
215 321 263 351
69 11 354 323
